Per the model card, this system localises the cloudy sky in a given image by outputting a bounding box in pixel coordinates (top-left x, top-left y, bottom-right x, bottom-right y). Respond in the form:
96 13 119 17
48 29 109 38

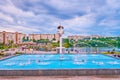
0 0 120 37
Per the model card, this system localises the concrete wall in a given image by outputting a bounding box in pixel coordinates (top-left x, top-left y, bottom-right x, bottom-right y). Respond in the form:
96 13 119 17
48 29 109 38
0 69 120 76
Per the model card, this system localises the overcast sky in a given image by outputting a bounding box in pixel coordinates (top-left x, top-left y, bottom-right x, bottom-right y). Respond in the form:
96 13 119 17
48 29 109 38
0 0 120 37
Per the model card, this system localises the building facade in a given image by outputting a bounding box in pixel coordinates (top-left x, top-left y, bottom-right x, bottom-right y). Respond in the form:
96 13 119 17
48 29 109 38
29 34 60 42
0 31 26 44
68 35 85 41
68 35 102 41
0 31 60 45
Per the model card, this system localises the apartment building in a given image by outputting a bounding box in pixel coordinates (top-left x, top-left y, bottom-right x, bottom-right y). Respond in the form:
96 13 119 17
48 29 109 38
68 35 85 41
29 34 60 42
68 35 102 41
0 31 26 44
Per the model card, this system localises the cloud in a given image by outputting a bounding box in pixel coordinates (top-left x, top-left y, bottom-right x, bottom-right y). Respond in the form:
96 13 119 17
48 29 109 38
99 19 119 27
63 13 96 28
0 0 120 37
106 0 120 8
0 25 40 33
0 0 35 18
0 12 14 22
0 27 16 32
44 0 105 14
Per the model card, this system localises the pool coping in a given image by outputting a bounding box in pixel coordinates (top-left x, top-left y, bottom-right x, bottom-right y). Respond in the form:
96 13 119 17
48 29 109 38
0 69 120 76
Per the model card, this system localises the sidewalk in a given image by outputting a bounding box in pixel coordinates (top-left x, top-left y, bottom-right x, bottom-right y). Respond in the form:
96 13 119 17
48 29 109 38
0 76 120 80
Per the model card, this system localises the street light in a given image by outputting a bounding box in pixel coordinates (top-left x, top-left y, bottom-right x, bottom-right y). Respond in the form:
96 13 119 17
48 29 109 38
95 44 98 53
24 45 27 54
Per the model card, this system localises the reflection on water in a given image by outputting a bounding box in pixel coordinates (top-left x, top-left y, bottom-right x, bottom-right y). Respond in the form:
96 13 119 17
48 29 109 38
37 62 50 65
107 61 119 65
92 61 104 65
4 63 15 66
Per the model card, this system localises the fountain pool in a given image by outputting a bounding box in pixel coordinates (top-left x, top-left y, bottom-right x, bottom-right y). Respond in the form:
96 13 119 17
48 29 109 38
0 54 120 76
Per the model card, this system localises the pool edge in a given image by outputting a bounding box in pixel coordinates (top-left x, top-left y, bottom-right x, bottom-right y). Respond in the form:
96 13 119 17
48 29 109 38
0 69 120 76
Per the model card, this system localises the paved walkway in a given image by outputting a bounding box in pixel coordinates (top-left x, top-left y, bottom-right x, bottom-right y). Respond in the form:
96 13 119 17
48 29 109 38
0 76 120 80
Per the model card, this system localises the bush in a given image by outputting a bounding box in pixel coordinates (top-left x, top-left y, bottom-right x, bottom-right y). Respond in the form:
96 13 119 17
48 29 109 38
15 52 22 55
0 53 4 56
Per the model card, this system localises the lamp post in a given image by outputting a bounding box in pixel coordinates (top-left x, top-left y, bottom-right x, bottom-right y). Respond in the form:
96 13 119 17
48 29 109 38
95 44 98 53
7 35 9 46
24 45 27 54
57 25 64 54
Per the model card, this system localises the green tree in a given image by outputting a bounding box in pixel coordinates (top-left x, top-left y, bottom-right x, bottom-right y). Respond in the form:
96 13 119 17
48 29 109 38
63 38 72 48
0 43 4 50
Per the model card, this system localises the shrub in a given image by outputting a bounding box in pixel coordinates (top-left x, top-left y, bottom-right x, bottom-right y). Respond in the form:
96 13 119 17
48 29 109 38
15 52 22 55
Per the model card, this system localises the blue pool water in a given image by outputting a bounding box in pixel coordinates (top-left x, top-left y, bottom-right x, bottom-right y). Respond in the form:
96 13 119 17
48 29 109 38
0 54 120 70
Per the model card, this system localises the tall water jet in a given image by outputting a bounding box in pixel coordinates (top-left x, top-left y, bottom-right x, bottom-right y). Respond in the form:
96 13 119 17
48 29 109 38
57 25 64 62
57 25 64 54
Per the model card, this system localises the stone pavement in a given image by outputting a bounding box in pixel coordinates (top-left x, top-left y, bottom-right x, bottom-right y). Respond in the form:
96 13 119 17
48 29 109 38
0 76 120 80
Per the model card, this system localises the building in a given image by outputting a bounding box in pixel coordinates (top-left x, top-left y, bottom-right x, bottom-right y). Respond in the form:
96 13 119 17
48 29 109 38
0 31 26 44
68 35 85 41
68 35 102 41
0 31 60 45
89 35 101 39
0 32 4 43
29 34 60 42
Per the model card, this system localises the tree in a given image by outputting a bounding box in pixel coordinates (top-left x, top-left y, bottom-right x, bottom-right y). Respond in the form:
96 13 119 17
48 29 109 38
51 42 59 48
63 38 72 48
0 43 4 50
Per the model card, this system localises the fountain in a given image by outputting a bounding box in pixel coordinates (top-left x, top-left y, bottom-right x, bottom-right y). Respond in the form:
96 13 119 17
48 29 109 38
27 59 31 64
73 53 87 65
1 26 120 76
5 62 15 66
92 61 104 65
19 59 31 66
36 55 50 65
107 61 119 65
57 25 64 60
